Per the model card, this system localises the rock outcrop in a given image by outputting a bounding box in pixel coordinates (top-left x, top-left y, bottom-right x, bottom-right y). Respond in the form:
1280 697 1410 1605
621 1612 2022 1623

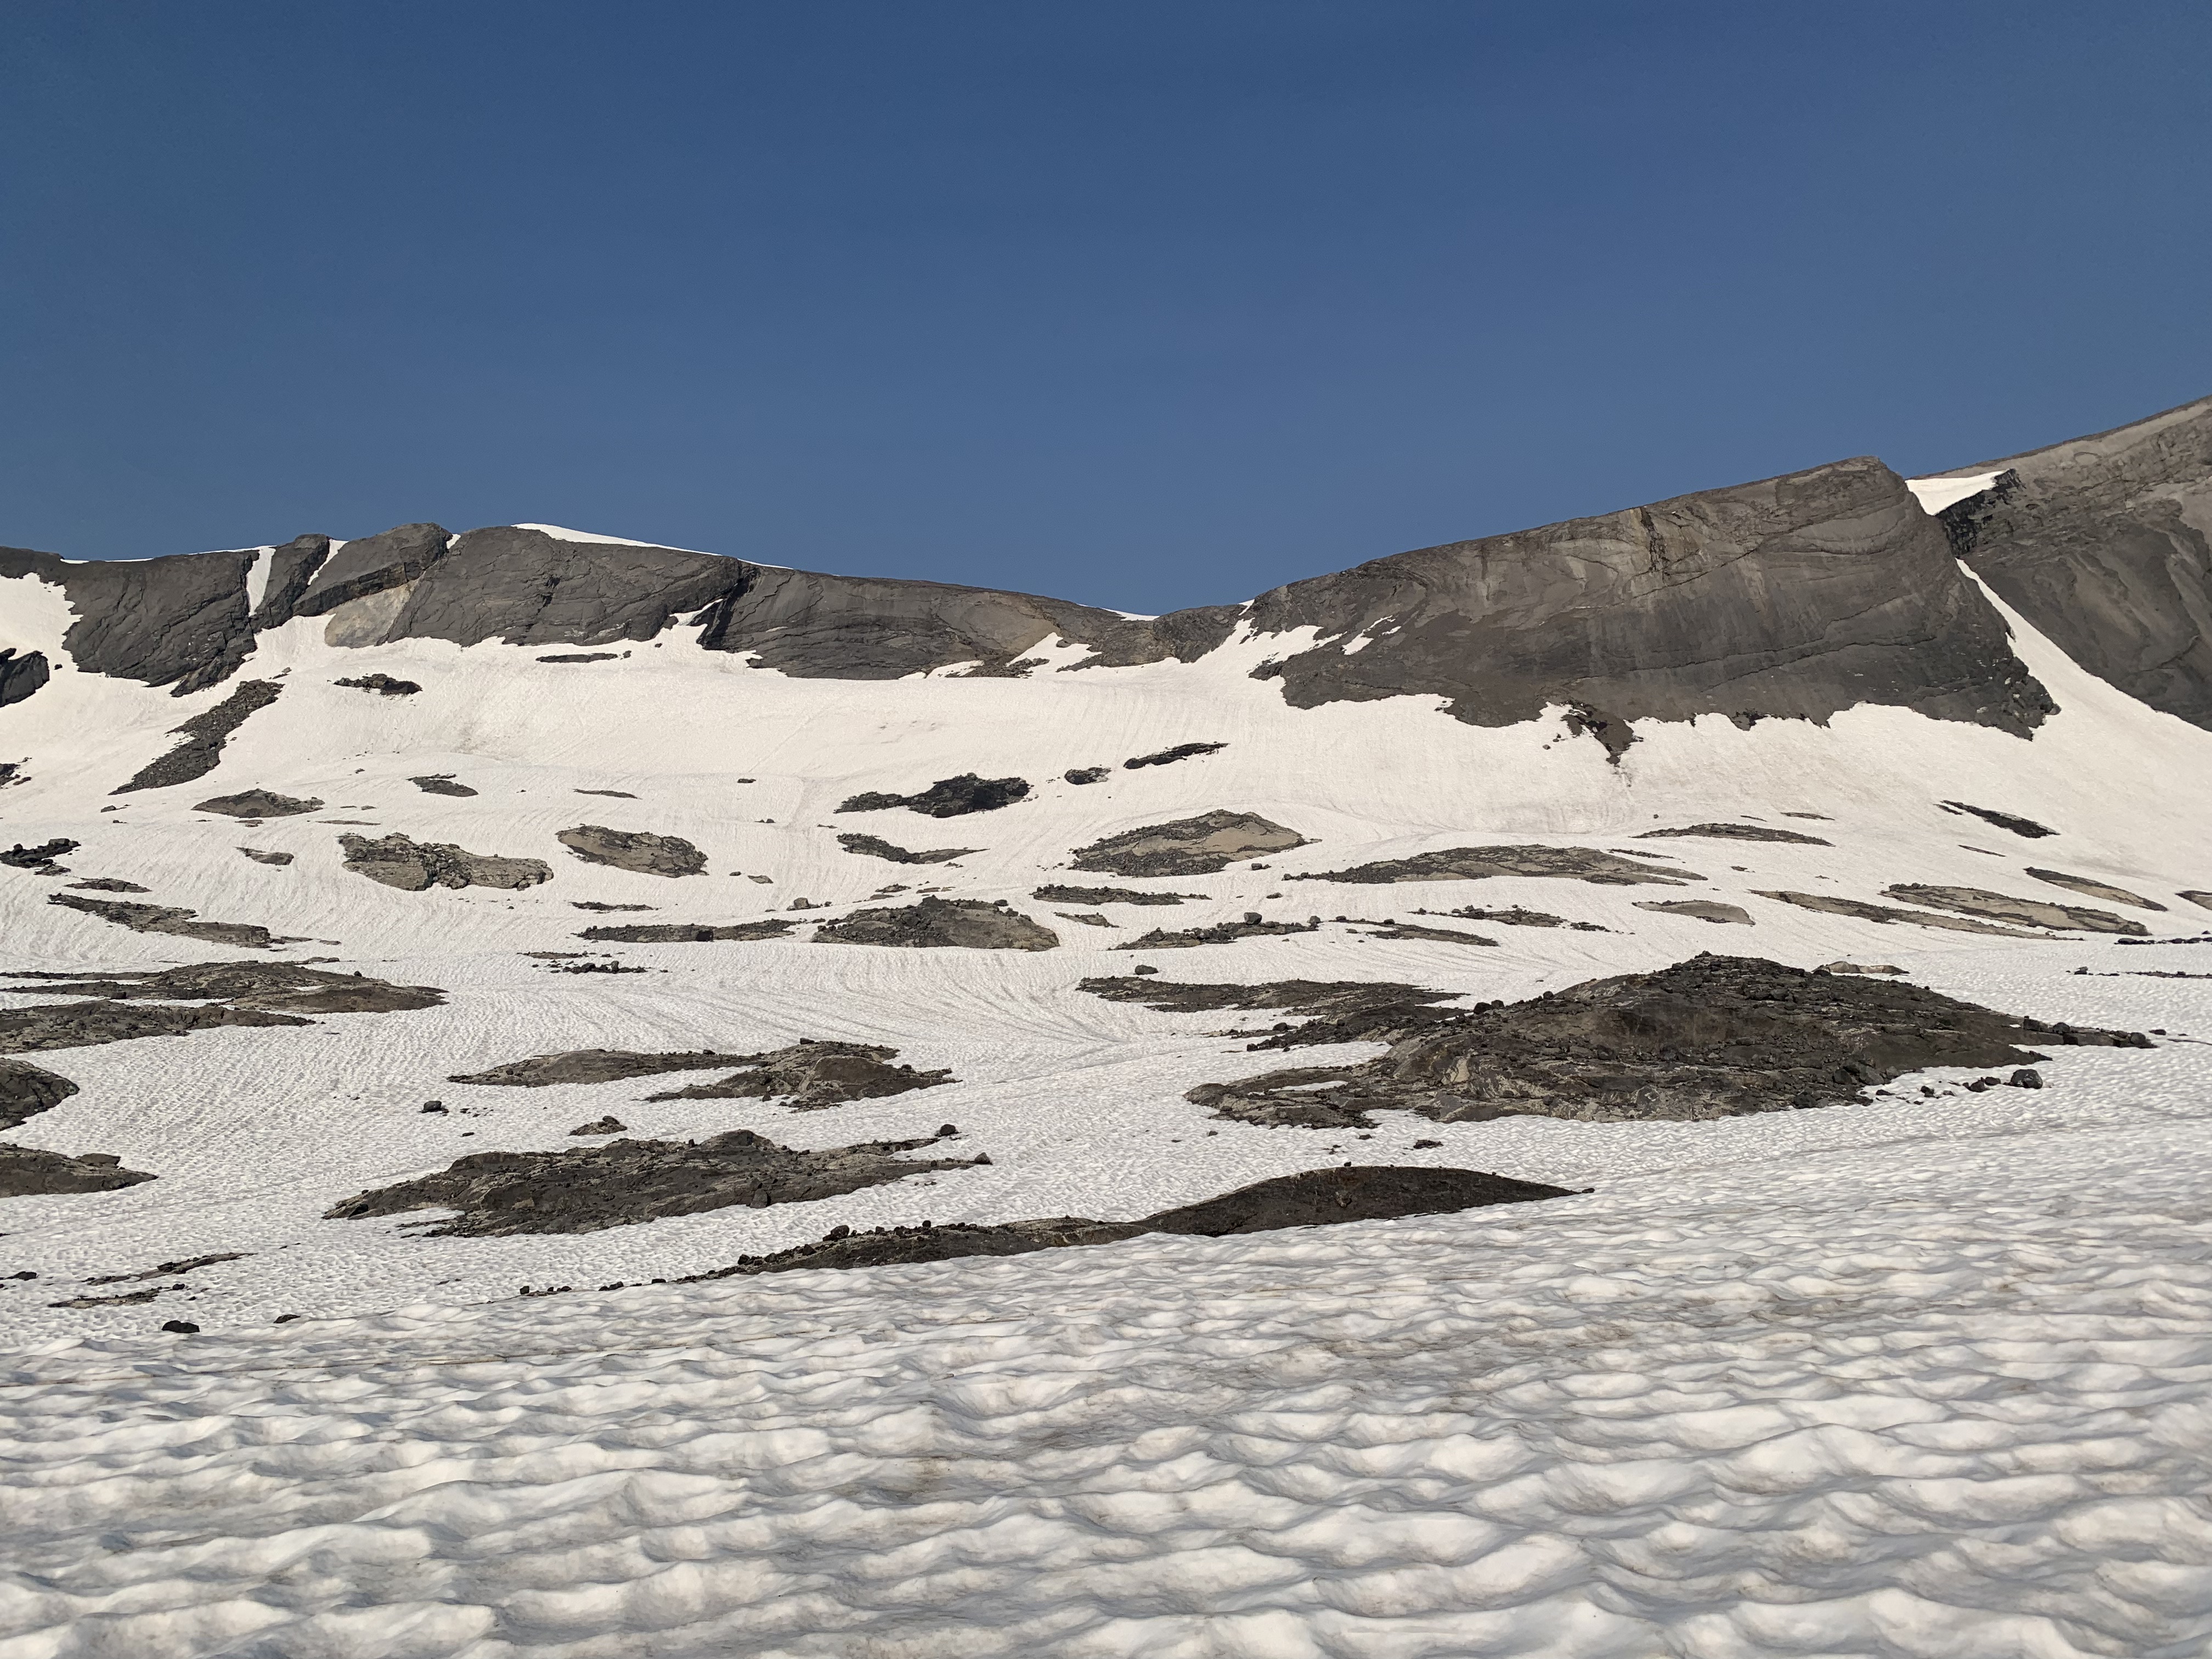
1882 884 2148 936
0 647 48 708
2 839 76 873
813 897 1059 951
1124 741 1227 769
1181 953 2147 1129
449 1048 758 1087
113 680 283 793
2024 868 2165 911
47 893 289 950
643 1041 954 1109
1032 884 1198 905
837 774 1029 817
556 825 707 877
0 1057 79 1131
340 833 551 891
326 1126 974 1237
1289 846 1700 886
1754 890 2048 936
1635 900 1754 925
574 919 793 943
1638 823 1830 845
1938 802 2055 838
838 833 977 865
0 1145 156 1197
677 1165 1571 1281
194 789 322 817
1070 811 1309 877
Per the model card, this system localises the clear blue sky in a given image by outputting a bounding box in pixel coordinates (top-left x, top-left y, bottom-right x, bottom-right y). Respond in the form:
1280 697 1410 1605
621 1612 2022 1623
4 1 2206 611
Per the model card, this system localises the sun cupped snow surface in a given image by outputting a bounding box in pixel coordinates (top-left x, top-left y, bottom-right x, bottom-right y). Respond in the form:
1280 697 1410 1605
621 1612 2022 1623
4 529 2212 1654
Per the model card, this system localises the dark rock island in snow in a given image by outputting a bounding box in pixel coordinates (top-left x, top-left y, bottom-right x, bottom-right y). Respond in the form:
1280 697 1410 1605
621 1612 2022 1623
340 833 551 891
1180 954 2148 1130
556 825 707 877
814 897 1059 951
1070 812 1310 877
328 1126 977 1237
837 774 1030 817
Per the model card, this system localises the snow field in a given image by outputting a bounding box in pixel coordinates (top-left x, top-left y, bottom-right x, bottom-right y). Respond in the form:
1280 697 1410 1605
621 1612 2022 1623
6 1107 2212 1657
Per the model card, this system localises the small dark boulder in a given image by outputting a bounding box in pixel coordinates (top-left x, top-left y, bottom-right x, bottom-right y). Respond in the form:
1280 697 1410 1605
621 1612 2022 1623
335 674 421 696
411 775 479 797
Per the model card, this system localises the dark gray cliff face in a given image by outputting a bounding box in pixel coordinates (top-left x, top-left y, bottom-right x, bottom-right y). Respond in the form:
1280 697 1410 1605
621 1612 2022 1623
1930 396 2212 730
0 543 263 694
26 417 2196 735
689 567 1234 679
1239 455 2054 736
325 526 743 648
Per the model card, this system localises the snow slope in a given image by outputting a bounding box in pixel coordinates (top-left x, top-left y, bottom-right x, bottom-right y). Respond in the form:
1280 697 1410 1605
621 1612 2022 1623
3 471 2211 1655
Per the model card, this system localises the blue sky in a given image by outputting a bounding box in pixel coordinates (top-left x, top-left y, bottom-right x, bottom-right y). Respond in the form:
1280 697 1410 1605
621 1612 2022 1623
4 1 2205 610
